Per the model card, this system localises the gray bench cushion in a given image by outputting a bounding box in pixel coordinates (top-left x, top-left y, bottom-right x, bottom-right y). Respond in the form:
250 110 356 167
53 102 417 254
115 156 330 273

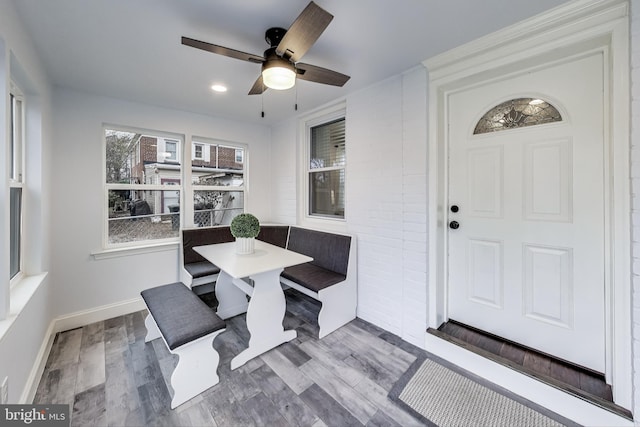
183 226 234 264
184 261 220 279
141 282 225 350
282 263 346 293
287 227 351 276
257 225 290 248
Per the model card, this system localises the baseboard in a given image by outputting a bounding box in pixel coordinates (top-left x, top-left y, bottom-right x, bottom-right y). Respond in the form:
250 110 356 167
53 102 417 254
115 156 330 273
53 297 146 333
424 333 634 426
20 297 146 403
20 320 56 404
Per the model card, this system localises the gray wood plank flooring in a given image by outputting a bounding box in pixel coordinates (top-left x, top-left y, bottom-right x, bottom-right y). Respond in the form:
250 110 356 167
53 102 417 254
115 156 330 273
34 288 427 426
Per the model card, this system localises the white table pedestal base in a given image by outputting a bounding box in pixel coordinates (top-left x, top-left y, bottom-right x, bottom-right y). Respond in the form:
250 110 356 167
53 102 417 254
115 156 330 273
231 268 297 370
215 270 249 319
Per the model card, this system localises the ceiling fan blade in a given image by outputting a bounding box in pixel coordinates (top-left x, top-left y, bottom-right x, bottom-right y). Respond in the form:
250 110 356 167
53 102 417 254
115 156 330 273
182 36 264 63
276 2 333 63
248 75 267 95
296 63 350 87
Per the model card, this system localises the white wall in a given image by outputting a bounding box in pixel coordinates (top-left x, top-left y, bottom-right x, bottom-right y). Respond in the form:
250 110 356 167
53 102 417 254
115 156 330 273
0 0 53 404
270 67 428 347
49 89 272 319
629 1 640 421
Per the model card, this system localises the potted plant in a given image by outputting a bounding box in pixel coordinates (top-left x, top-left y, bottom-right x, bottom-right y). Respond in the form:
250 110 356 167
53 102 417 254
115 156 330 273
230 213 260 254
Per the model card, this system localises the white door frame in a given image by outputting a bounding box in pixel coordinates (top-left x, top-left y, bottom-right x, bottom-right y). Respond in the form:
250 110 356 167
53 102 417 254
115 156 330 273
424 0 631 410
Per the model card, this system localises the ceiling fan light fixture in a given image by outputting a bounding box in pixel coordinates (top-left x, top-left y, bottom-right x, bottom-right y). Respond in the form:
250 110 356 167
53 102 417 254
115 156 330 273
262 58 296 90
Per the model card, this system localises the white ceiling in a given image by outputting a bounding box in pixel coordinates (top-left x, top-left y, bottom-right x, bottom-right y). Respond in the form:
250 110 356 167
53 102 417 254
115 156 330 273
12 0 571 125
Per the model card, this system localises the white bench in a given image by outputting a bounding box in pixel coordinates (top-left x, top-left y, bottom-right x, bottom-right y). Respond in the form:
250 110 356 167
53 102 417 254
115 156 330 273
280 226 357 339
141 282 226 409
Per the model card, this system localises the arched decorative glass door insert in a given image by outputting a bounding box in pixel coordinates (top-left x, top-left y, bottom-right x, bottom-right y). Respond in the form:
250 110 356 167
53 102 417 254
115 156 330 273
473 97 562 134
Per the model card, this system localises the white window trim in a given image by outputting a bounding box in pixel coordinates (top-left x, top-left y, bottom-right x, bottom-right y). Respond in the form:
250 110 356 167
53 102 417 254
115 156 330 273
9 82 25 288
189 137 247 228
101 125 184 250
297 102 347 230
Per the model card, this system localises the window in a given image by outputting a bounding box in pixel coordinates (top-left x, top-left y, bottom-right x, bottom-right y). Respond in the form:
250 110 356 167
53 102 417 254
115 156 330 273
192 139 245 227
10 86 24 282
194 143 204 160
308 117 346 219
104 128 183 246
474 97 562 134
164 139 178 161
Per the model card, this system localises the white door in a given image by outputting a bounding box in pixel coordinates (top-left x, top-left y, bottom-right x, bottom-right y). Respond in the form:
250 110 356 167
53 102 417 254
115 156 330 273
447 53 605 372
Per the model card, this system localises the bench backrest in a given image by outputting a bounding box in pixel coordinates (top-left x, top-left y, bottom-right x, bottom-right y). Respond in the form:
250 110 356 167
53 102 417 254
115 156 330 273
182 226 234 264
257 225 290 248
287 227 351 275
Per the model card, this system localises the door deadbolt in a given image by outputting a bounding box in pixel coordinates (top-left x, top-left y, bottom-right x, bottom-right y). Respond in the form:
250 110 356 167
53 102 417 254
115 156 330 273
450 205 459 213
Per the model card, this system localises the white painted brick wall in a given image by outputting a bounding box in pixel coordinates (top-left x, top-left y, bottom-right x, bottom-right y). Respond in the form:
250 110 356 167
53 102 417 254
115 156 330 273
270 119 298 225
268 68 428 347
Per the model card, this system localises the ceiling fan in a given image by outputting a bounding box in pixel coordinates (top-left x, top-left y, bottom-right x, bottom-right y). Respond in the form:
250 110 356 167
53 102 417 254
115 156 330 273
181 1 350 95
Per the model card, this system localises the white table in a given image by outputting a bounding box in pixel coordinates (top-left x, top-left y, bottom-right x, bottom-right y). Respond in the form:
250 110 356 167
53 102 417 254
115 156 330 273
193 240 312 369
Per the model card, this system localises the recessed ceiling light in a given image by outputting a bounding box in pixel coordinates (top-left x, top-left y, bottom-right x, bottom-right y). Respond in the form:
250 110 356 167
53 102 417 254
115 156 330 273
211 84 227 93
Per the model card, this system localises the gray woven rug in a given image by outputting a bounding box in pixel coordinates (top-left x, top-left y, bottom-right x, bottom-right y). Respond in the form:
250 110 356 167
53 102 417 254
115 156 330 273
389 354 580 427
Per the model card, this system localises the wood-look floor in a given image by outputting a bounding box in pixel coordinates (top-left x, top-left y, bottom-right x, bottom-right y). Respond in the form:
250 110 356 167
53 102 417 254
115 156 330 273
33 288 427 427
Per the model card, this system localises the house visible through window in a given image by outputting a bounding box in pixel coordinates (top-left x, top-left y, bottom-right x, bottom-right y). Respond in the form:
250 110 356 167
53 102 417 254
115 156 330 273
10 86 24 281
105 129 183 246
192 139 245 227
308 117 345 219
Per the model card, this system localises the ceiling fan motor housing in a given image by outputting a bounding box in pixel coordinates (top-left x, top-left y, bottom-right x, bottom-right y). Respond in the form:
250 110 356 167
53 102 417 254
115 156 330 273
265 27 287 47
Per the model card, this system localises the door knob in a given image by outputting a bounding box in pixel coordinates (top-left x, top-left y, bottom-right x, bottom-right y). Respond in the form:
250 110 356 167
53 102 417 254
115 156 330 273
449 220 460 230
450 205 459 213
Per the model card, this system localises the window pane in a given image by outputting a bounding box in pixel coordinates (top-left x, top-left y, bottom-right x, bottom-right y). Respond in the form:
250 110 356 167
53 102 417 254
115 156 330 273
108 189 180 244
194 190 244 227
11 94 23 182
10 187 22 279
309 169 345 218
106 130 182 184
474 98 562 135
219 145 244 170
192 141 244 186
310 118 345 169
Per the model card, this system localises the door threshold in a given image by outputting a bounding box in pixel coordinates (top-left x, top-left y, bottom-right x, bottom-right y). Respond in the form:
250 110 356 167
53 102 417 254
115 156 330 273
427 323 632 421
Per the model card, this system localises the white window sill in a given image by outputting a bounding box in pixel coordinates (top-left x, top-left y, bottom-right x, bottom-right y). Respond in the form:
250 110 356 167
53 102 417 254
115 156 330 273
0 272 48 342
91 241 179 260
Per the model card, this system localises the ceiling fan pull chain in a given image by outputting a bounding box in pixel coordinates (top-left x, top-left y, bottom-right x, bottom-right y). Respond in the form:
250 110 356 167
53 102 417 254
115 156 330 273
295 83 298 111
261 85 265 118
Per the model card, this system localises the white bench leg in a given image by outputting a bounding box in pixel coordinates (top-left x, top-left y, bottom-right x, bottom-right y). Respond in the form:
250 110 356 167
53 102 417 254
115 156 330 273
317 281 357 339
170 329 225 409
144 313 162 343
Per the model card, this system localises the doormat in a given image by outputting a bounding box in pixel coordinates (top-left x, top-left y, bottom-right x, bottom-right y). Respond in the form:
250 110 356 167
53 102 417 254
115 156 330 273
389 354 580 427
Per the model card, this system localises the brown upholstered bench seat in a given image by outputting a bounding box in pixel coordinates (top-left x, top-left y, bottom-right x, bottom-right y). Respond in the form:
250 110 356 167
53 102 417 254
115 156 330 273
281 263 346 293
184 261 220 280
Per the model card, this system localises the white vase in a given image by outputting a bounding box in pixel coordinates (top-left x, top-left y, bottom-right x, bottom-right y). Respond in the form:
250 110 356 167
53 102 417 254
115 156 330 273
235 237 255 254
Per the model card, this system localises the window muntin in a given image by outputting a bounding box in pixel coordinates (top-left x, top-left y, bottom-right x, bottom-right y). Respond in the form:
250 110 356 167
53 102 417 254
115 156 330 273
192 139 245 227
474 98 562 135
10 88 24 281
105 129 183 246
308 117 345 219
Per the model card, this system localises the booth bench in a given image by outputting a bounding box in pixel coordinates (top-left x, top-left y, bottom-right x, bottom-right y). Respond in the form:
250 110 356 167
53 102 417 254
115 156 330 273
141 282 226 409
180 224 357 338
